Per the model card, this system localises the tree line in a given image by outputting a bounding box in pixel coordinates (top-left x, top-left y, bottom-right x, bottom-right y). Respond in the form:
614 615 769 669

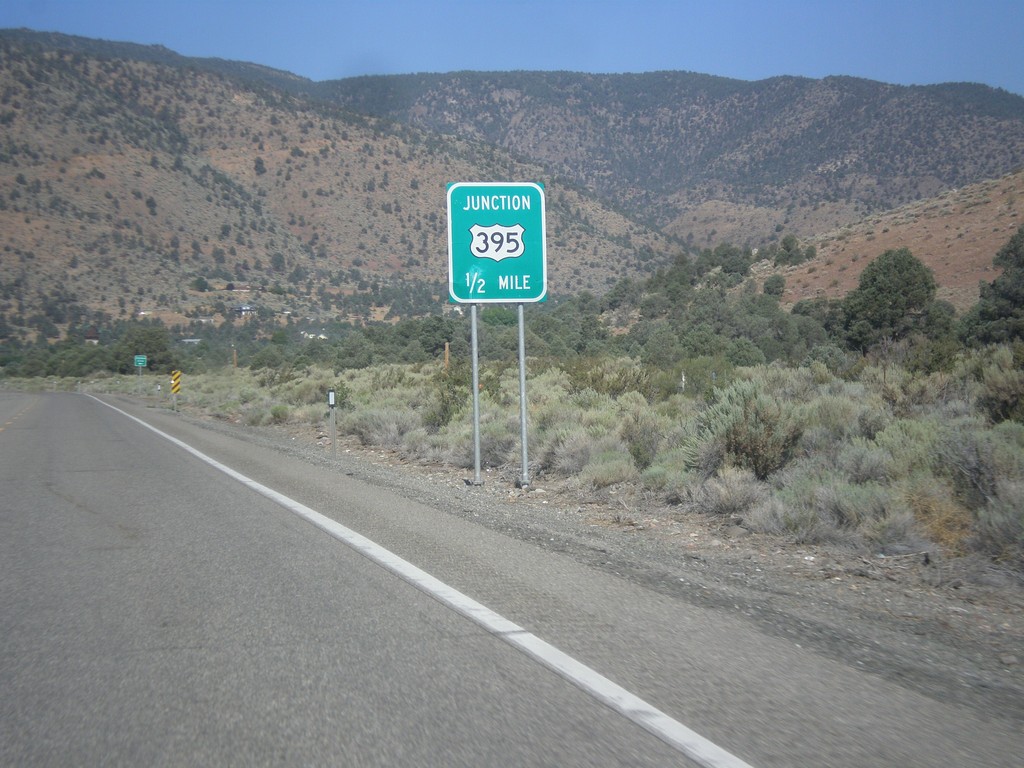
3 227 1024 419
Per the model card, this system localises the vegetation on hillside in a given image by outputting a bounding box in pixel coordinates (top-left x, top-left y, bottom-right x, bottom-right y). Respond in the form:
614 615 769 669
5 227 1024 570
0 34 673 341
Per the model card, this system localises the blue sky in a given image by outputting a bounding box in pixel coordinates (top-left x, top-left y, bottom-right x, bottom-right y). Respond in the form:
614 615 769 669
3 1 1022 95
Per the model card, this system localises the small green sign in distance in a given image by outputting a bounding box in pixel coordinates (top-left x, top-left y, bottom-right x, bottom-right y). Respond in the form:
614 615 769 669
447 182 547 304
134 355 147 367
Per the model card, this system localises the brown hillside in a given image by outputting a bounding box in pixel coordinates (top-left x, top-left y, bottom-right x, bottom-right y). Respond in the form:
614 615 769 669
774 171 1023 312
0 45 672 339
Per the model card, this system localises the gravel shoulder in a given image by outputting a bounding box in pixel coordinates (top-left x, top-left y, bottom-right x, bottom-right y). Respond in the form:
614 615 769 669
159 402 1024 725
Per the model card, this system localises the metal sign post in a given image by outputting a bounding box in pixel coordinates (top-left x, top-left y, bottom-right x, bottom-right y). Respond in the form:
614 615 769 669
327 388 337 459
134 354 146 393
469 305 482 485
517 303 529 488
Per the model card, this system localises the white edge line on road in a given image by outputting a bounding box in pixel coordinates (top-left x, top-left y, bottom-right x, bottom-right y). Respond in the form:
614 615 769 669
92 395 756 768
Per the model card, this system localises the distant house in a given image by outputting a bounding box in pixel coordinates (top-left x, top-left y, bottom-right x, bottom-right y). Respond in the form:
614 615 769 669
84 327 100 345
234 304 258 317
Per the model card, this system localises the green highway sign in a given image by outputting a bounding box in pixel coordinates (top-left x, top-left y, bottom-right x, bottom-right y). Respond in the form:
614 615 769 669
134 355 147 368
447 182 547 303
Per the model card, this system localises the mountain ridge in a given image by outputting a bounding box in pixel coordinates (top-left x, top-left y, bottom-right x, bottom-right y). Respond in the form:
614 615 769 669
315 70 1024 239
0 29 1021 342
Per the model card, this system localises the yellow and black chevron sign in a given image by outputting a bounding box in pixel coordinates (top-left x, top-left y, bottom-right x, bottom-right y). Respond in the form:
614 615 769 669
170 370 182 394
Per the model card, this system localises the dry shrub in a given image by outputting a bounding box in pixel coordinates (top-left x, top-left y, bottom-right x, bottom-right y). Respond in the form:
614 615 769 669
538 427 594 476
801 394 860 439
479 417 519 468
933 418 1024 510
568 386 609 411
369 364 408 391
671 425 725 480
745 494 857 546
617 391 665 470
342 408 420 447
813 480 920 551
860 363 911 403
972 480 1024 566
294 404 327 425
640 464 670 492
704 380 802 480
525 365 573 404
640 446 700 501
860 505 920 551
856 401 891 440
281 374 335 406
766 465 884 547
244 407 270 427
399 427 449 464
977 346 1024 423
257 363 302 388
873 417 942 477
837 438 894 484
814 481 890 529
900 476 972 555
442 408 519 469
751 364 817 401
692 467 766 517
797 426 844 463
528 368 580 433
745 496 785 535
579 441 638 489
903 370 961 411
561 357 654 400
423 366 468 431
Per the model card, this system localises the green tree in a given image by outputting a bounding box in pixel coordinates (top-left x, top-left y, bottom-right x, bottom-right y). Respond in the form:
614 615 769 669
335 331 373 369
480 307 516 326
960 225 1024 344
763 274 786 298
843 248 936 351
771 234 816 267
694 242 753 280
775 234 800 266
600 276 643 311
639 320 681 368
112 322 177 373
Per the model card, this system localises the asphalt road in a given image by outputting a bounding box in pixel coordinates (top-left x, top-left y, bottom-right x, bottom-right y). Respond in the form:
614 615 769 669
1 392 1021 767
